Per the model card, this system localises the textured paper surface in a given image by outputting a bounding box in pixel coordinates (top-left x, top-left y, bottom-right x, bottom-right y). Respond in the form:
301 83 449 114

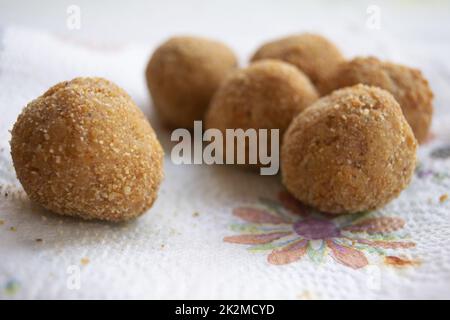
1 26 450 299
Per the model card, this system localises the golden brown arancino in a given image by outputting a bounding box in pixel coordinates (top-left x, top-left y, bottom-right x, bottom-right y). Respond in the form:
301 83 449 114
281 84 417 214
251 33 344 95
205 60 319 167
10 77 164 222
146 36 238 129
323 57 433 143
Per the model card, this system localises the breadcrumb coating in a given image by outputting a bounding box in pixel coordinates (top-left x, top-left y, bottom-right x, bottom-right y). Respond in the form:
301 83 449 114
10 77 164 222
281 84 417 214
251 33 344 94
205 60 318 167
146 36 238 129
323 57 434 143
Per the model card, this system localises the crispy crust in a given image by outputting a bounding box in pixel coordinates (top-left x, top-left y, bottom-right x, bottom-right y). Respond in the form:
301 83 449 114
323 57 434 143
251 33 344 94
10 77 164 222
205 60 319 167
146 36 238 129
281 84 417 214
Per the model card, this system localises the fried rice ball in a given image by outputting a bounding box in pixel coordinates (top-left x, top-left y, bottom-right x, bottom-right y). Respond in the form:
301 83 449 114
323 57 433 143
281 84 417 214
10 77 164 222
251 33 344 94
146 36 238 129
205 60 318 167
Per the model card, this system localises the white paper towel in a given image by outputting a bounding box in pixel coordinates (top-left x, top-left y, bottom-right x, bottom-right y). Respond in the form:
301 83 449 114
1 25 450 300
